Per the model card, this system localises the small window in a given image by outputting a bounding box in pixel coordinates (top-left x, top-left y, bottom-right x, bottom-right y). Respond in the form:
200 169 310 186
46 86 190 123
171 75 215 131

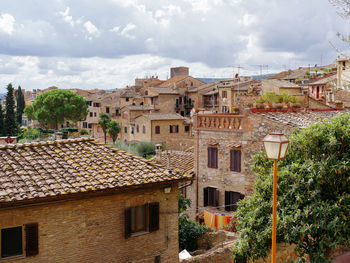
203 187 219 207
136 125 139 133
124 127 127 133
106 107 110 113
94 112 97 117
125 203 159 238
126 98 129 102
83 122 87 128
116 109 119 115
230 149 241 172
88 123 92 129
185 126 190 132
89 112 93 117
142 125 146 134
155 126 160 134
207 147 218 168
222 91 227 98
131 127 134 134
169 125 179 133
225 191 245 211
145 90 148 95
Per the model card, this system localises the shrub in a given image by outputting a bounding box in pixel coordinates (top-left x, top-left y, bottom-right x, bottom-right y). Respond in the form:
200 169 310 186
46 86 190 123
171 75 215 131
135 141 155 158
79 128 89 135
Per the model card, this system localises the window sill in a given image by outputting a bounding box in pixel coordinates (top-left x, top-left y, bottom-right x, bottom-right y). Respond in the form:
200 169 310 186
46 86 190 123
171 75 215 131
0 255 26 262
131 231 149 237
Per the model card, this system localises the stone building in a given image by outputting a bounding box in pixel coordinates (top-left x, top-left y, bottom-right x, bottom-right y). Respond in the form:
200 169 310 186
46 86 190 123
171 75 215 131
0 138 191 263
261 79 302 95
188 110 348 219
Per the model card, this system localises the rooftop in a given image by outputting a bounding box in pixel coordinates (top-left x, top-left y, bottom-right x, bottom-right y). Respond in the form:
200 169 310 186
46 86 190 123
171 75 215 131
262 79 301 88
152 150 194 174
0 138 190 206
139 113 186 121
149 87 180 95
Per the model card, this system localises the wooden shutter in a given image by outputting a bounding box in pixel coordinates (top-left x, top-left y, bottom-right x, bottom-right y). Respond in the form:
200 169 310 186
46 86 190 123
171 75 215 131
207 148 211 167
225 191 230 211
25 223 39 256
203 187 208 206
169 125 173 133
215 188 219 207
176 125 179 133
124 208 131 238
230 150 241 172
208 147 218 168
149 202 159 232
213 148 218 168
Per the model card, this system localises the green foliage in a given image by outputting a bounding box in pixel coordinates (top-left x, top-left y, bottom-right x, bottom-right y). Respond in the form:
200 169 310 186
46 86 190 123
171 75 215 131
0 101 4 136
16 86 25 126
262 91 278 103
254 96 266 104
24 89 88 129
135 141 155 158
79 128 89 135
178 193 209 252
107 120 121 144
98 113 111 144
19 127 41 142
233 114 350 262
5 83 19 136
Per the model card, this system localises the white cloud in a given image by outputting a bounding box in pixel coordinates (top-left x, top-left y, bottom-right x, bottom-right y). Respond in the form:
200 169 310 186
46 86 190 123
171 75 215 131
110 26 120 33
0 13 15 35
83 21 100 38
120 23 136 39
59 7 74 26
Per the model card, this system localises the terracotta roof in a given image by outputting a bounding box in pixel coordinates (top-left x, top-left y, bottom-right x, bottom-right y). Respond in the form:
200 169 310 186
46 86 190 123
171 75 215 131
139 113 186 121
258 110 348 128
0 138 190 205
120 89 138 98
309 74 337 85
123 105 158 111
156 75 190 87
262 79 300 88
149 87 179 94
152 150 194 174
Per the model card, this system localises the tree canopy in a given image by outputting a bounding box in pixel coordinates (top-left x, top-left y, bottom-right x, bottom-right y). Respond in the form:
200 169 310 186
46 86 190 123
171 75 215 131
233 114 350 262
107 120 120 144
24 89 88 129
98 113 111 144
5 83 19 136
16 85 25 126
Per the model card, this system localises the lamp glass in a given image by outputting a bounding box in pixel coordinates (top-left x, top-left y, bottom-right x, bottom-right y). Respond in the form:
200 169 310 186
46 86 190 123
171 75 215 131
263 141 281 159
280 142 289 159
262 133 289 160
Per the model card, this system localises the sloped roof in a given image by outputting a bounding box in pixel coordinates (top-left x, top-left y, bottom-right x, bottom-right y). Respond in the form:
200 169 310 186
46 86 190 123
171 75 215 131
151 150 194 174
262 79 300 88
156 75 190 87
149 87 179 94
0 138 190 206
139 113 186 121
120 89 138 98
309 74 337 85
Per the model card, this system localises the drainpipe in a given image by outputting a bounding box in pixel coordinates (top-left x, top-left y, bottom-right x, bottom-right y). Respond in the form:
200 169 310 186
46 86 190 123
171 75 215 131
196 123 200 218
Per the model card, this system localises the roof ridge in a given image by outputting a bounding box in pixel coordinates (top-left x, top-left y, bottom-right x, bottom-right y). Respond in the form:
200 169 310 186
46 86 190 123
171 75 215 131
0 137 94 150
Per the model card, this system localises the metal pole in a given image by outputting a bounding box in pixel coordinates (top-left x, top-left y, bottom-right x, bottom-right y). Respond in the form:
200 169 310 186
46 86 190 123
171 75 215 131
272 159 277 263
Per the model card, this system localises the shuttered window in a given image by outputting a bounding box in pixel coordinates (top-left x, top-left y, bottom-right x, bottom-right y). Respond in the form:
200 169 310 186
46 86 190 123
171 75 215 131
25 223 39 256
125 202 160 238
155 126 160 134
207 147 218 168
169 125 179 133
203 187 219 207
230 150 241 172
225 191 245 211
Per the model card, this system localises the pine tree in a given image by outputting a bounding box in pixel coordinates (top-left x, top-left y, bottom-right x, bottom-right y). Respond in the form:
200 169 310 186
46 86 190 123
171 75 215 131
5 83 18 136
0 101 4 136
16 85 25 126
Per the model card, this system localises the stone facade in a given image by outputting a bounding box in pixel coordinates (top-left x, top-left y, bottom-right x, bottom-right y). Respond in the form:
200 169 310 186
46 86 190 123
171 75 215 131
0 185 180 263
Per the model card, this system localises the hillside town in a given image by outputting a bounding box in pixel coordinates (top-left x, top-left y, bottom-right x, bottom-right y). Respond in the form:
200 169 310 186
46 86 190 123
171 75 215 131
0 56 349 262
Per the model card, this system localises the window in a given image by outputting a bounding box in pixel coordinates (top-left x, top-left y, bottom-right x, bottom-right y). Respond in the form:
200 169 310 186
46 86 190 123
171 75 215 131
203 187 219 207
184 126 190 132
125 203 159 238
155 126 160 134
136 125 139 133
142 125 146 134
94 112 97 117
0 223 38 259
116 109 119 115
145 90 148 95
89 112 93 117
222 106 229 113
126 98 129 102
87 101 92 106
93 102 101 107
169 125 179 133
131 127 134 134
83 122 87 128
207 147 218 168
124 127 127 133
230 150 241 172
106 107 110 113
222 91 227 98
225 191 245 211
88 123 92 129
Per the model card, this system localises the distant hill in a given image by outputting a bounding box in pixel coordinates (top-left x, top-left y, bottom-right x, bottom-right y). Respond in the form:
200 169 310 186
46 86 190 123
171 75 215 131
0 93 5 100
197 74 275 83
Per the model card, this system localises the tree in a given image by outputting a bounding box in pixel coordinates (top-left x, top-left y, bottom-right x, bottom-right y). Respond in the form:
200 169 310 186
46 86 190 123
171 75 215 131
5 83 19 136
107 120 120 144
24 89 88 130
98 113 111 144
233 114 350 262
0 101 4 136
16 85 25 126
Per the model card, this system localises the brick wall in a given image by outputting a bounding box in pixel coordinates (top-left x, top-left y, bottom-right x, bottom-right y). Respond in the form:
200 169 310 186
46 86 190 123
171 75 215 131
0 185 180 263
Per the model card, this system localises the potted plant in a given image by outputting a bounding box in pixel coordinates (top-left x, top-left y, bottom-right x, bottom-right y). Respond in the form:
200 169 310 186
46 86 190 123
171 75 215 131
232 106 239 114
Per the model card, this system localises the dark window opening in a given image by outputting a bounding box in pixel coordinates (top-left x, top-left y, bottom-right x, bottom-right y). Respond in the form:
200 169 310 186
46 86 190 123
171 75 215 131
131 127 134 134
126 98 129 102
88 123 92 129
225 191 245 211
155 126 160 134
106 107 110 113
136 125 139 133
185 125 190 132
1 226 23 258
89 112 93 117
169 125 179 133
203 187 219 207
180 111 185 117
83 122 87 128
124 127 127 133
142 125 146 134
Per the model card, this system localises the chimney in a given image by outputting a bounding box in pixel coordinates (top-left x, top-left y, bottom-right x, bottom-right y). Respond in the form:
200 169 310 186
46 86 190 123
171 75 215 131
155 144 162 160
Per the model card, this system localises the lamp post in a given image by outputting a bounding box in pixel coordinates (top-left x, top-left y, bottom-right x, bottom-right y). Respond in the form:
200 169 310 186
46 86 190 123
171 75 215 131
262 132 289 263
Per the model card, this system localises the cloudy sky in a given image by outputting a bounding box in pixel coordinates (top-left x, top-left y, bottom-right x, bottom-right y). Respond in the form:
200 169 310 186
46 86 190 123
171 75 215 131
0 0 350 92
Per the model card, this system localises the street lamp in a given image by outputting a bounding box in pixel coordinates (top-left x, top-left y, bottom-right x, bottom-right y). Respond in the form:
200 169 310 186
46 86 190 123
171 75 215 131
262 132 289 263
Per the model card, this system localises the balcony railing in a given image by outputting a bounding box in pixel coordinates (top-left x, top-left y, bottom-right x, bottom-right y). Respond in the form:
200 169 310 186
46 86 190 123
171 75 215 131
194 114 246 132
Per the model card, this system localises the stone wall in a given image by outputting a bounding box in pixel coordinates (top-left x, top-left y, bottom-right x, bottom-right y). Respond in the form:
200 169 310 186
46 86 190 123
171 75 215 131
248 244 302 263
0 185 179 263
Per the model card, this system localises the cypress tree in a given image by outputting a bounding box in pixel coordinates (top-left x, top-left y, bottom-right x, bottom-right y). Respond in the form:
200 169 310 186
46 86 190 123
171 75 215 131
0 101 4 136
16 85 25 125
5 83 18 136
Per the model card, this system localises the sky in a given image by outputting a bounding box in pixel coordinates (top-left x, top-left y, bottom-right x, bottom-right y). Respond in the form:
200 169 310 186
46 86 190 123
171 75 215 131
0 0 350 92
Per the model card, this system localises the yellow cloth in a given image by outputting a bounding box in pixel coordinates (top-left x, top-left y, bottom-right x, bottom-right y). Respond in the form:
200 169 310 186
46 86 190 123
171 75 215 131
203 210 215 228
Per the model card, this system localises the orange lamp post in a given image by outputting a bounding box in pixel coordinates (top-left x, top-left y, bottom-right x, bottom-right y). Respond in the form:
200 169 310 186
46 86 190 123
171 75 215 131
262 132 289 263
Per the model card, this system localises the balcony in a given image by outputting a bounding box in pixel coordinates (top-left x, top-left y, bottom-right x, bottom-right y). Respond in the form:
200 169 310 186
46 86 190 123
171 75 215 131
194 114 247 132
